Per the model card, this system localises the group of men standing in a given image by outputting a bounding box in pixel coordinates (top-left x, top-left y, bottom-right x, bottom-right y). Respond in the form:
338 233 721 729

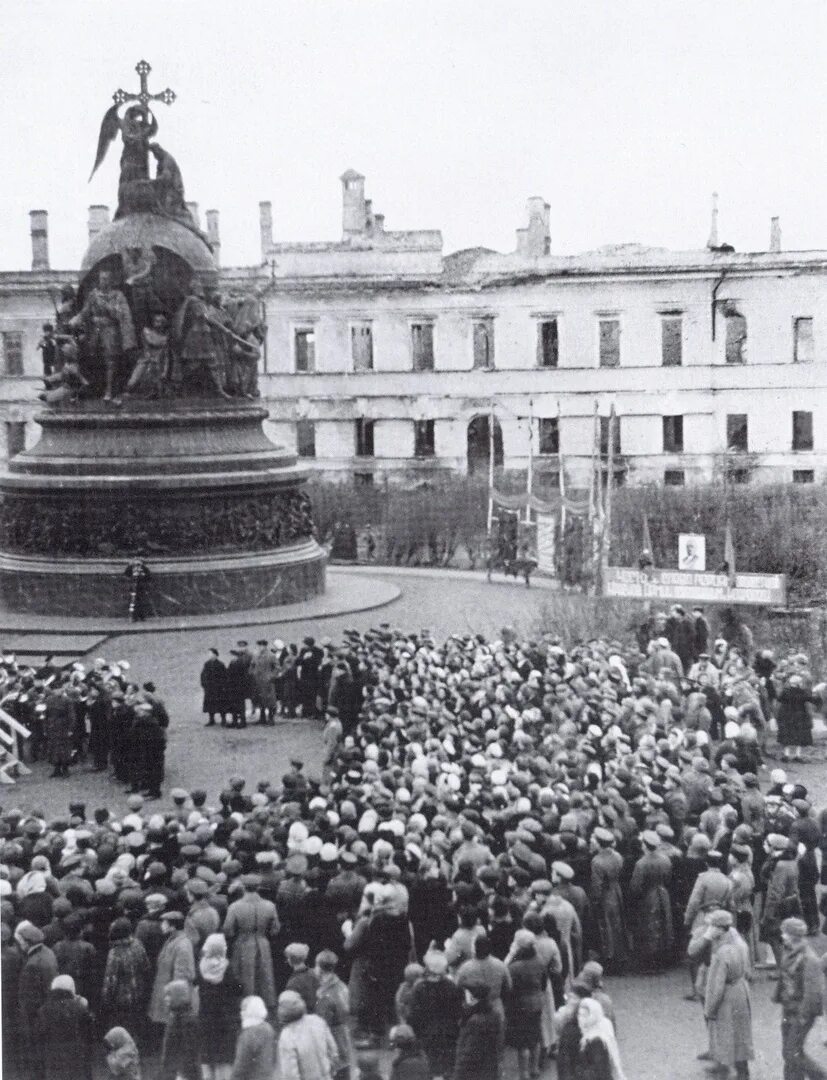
199 636 327 728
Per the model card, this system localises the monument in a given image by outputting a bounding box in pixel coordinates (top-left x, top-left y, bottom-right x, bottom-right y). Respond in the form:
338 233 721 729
0 61 325 617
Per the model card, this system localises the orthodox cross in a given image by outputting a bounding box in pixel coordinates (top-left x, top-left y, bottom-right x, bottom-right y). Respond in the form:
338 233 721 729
112 60 176 108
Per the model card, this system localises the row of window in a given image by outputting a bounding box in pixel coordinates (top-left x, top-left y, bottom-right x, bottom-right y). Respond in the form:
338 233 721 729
294 410 817 459
290 313 816 373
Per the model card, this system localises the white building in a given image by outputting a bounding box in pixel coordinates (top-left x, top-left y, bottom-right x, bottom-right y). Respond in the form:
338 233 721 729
2 183 826 487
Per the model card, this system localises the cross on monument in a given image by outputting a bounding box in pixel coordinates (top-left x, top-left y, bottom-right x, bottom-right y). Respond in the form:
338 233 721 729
112 60 176 108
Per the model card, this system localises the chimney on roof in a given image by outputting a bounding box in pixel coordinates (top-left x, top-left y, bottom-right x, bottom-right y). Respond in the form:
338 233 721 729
29 210 49 271
88 204 110 244
186 202 200 230
206 209 221 266
340 169 366 238
374 213 385 233
706 192 719 249
259 201 273 259
770 216 782 253
517 197 550 257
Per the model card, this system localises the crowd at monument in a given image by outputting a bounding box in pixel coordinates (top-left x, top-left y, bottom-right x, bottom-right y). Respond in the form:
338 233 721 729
1 608 827 1080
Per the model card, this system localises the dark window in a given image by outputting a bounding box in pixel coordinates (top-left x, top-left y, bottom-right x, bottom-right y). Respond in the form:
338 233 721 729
296 420 315 458
598 319 620 367
354 471 374 486
726 414 748 452
355 418 375 457
2 332 23 376
5 421 25 457
294 328 315 372
414 420 435 458
599 415 621 456
472 320 495 369
725 313 747 364
538 418 559 455
411 322 434 371
538 319 559 368
728 468 750 485
794 318 814 363
793 470 815 484
662 415 684 453
793 411 814 451
664 469 685 486
351 323 373 371
661 317 683 367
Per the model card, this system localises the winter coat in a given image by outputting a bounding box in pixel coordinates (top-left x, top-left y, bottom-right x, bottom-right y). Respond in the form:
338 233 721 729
159 1010 201 1080
315 972 352 1067
197 968 242 1065
36 987 93 1080
200 657 227 714
590 847 629 963
506 949 547 1049
390 1046 431 1080
104 1028 142 1080
223 891 279 1012
148 931 196 1024
684 869 734 932
277 1013 340 1080
18 942 59 1040
44 691 75 765
760 857 800 942
408 976 464 1076
704 928 754 1067
102 937 151 1030
629 850 674 964
573 1037 615 1080
230 1021 276 1080
453 1000 502 1080
53 937 98 1008
777 686 817 748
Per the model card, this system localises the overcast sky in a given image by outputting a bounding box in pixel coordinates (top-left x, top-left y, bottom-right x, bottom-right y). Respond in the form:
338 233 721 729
3 0 827 270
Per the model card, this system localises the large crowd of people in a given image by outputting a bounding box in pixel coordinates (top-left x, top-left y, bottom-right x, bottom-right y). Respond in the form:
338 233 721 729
1 604 827 1080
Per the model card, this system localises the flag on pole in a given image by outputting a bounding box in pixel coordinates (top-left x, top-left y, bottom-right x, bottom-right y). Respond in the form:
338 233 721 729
724 520 736 587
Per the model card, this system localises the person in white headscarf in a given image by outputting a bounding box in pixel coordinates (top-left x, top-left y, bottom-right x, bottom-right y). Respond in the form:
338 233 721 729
230 996 276 1080
198 934 241 1080
575 997 626 1080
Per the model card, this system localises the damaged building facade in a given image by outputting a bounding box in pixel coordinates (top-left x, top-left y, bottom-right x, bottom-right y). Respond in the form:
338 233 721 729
2 180 826 487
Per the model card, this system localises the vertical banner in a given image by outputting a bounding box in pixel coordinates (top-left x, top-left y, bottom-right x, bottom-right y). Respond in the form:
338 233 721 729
535 512 556 574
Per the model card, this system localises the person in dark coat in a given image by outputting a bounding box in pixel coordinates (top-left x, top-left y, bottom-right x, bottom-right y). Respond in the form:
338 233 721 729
388 1024 430 1080
36 974 93 1080
130 703 166 798
101 918 151 1040
53 912 98 1011
110 691 136 783
225 651 248 729
16 921 59 1078
87 684 112 771
2 923 24 1071
159 980 201 1080
453 982 502 1080
201 648 228 727
44 682 76 777
284 942 319 1013
297 636 323 718
776 675 818 761
573 997 626 1080
197 934 242 1080
506 930 547 1080
407 950 463 1079
231 995 277 1080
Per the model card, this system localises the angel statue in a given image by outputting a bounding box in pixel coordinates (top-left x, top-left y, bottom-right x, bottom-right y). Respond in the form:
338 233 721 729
90 103 158 218
88 61 177 218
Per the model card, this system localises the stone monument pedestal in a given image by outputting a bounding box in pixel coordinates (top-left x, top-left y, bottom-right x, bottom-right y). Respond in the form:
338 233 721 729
0 400 325 617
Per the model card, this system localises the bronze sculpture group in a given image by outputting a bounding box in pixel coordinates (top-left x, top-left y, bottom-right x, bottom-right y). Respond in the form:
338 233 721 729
42 61 265 406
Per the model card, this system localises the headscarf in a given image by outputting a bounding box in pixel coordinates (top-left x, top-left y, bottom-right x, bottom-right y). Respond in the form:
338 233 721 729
241 995 268 1029
199 933 229 984
51 974 75 993
578 998 626 1080
104 1026 140 1080
16 870 47 897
